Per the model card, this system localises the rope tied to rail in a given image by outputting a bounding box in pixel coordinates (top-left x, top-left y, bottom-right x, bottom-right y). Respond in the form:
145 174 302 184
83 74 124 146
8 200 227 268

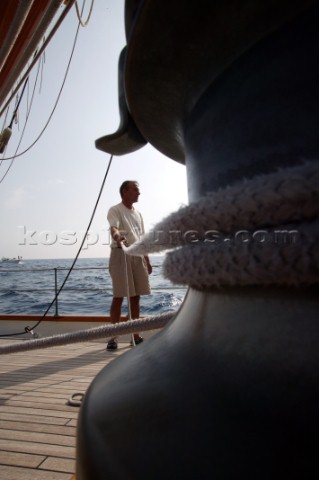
127 161 319 288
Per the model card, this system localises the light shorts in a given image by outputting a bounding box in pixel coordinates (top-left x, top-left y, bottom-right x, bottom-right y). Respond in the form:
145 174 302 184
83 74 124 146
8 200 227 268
109 248 151 298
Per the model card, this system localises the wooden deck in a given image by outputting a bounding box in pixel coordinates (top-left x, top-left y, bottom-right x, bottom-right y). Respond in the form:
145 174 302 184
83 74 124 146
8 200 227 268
0 338 129 479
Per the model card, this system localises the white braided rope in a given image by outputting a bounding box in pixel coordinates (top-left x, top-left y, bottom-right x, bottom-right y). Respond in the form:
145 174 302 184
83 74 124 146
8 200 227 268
0 313 174 355
163 220 319 287
127 161 319 288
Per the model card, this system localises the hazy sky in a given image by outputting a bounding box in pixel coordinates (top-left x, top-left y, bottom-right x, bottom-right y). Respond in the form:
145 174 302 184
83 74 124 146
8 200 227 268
0 0 188 260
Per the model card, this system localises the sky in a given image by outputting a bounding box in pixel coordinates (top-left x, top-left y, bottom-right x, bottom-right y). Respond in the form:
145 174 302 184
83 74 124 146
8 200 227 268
0 0 188 260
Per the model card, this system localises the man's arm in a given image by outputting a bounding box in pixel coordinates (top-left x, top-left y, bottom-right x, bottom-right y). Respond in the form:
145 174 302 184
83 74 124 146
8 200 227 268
111 226 127 247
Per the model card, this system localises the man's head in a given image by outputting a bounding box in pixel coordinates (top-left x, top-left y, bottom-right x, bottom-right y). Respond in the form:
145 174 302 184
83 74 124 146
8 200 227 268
120 180 140 205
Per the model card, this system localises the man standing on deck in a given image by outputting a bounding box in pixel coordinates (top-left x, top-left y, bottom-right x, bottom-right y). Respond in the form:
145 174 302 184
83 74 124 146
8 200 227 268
106 180 152 350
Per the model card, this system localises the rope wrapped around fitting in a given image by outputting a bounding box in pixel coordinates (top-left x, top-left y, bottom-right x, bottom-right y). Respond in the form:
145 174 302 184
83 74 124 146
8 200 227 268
127 161 319 288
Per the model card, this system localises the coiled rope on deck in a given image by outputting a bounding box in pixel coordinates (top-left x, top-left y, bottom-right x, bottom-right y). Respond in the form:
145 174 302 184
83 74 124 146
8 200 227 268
0 313 174 355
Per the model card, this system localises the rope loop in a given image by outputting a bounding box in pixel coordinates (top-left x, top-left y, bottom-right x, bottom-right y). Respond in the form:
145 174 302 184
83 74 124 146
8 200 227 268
75 0 94 27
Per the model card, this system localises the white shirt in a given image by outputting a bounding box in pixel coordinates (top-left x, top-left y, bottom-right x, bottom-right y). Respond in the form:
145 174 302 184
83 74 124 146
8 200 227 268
107 202 145 247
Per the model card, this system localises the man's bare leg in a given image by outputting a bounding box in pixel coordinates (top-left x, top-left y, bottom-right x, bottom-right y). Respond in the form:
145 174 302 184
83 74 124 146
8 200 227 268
110 297 123 323
107 297 123 350
130 296 143 344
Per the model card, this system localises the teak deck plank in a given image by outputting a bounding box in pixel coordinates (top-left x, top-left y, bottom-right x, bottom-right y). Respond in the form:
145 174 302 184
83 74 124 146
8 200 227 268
0 419 76 436
0 412 71 426
39 456 75 473
0 450 45 468
0 438 75 459
0 428 75 446
0 464 72 480
0 338 128 479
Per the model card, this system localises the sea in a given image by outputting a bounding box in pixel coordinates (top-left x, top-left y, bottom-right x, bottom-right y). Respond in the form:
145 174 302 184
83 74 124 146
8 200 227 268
0 256 187 317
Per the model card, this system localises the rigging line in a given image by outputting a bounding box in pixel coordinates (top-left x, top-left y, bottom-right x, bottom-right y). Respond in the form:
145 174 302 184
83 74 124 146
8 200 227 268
0 8 82 163
26 74 30 115
9 77 30 128
0 0 76 121
0 61 41 184
75 0 95 27
0 154 114 338
25 153 113 332
1 106 9 131
39 44 46 94
0 107 9 167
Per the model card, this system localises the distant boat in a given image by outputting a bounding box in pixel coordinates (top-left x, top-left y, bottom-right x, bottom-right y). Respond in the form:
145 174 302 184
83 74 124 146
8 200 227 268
1 256 22 264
